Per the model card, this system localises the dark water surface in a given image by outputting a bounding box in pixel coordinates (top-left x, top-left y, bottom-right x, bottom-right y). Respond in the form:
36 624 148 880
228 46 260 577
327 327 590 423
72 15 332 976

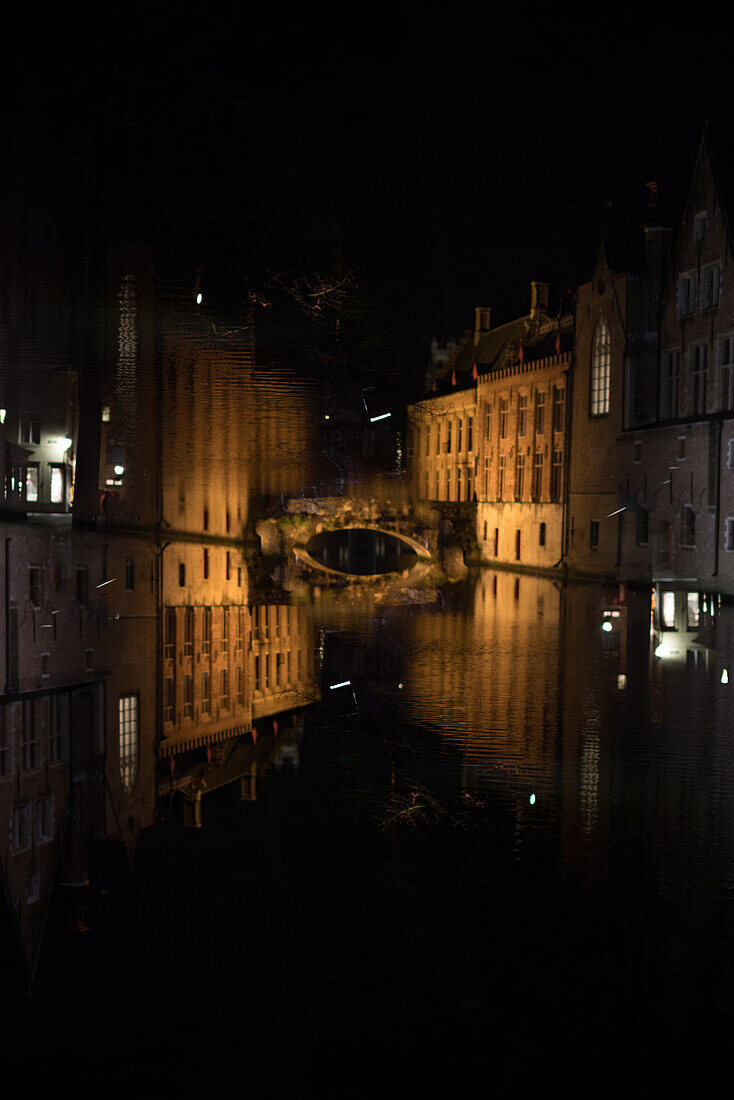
4 569 734 1096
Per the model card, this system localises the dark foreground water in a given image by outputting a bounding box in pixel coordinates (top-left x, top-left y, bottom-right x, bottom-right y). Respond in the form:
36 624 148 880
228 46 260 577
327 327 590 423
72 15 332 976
3 571 734 1096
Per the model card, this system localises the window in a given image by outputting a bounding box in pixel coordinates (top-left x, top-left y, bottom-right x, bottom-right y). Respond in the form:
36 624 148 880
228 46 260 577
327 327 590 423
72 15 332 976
202 609 211 656
539 522 546 547
483 457 489 499
76 567 88 606
200 671 210 715
457 467 463 500
13 804 32 850
203 507 209 531
106 438 124 465
678 273 697 316
457 419 463 452
467 417 473 452
27 871 41 905
725 516 734 552
102 405 111 422
29 566 43 608
687 592 700 630
701 265 720 310
254 656 260 692
535 391 545 434
498 455 506 500
664 351 680 419
515 453 525 500
36 795 53 840
678 436 686 462
203 548 209 579
590 319 610 415
226 551 231 581
237 666 245 706
694 210 708 242
445 468 451 500
720 338 734 410
164 676 175 723
550 449 563 502
515 530 521 561
22 702 39 769
484 408 491 440
220 669 229 708
85 649 93 672
499 397 509 439
222 608 229 655
636 507 649 546
184 608 194 656
178 562 186 587
518 394 528 436
164 608 176 659
125 560 135 591
483 520 488 541
0 709 8 777
49 697 64 763
494 528 499 557
19 416 40 445
532 451 543 501
554 385 565 431
25 464 39 502
445 421 452 453
436 422 441 454
633 442 641 464
690 345 708 415
49 465 65 504
590 520 600 549
661 590 676 629
184 674 194 717
237 608 245 651
682 505 696 547
119 694 139 792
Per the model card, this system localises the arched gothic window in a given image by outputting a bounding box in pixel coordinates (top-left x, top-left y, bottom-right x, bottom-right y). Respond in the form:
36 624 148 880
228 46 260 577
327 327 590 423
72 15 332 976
590 318 611 416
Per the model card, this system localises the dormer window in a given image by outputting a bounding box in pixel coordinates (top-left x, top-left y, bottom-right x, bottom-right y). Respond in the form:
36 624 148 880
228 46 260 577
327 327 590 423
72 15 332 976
700 265 720 310
694 210 708 242
678 273 697 316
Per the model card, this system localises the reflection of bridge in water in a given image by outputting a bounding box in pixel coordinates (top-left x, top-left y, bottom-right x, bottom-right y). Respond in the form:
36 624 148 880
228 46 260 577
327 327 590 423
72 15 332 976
268 496 436 579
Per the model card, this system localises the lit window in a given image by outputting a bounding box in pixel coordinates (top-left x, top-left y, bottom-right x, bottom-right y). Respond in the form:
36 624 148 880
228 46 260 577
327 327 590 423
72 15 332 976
661 590 676 629
687 592 700 630
25 465 38 502
590 319 610 415
119 694 139 792
49 464 65 504
101 405 111 422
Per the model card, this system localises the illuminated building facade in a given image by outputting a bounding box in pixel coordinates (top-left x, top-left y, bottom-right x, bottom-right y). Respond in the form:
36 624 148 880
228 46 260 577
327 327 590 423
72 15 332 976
409 285 574 569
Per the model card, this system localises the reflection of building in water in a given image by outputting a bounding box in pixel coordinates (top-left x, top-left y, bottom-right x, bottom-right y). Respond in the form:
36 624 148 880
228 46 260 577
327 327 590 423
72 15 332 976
0 521 157 974
160 714 305 829
0 150 77 516
251 603 319 723
159 540 252 758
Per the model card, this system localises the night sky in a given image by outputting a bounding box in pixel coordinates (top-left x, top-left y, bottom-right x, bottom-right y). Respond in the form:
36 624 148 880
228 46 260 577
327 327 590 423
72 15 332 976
4 4 733 354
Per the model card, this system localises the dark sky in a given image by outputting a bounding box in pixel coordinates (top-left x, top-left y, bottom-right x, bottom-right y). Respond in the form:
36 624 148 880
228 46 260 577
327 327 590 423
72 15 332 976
4 4 733 349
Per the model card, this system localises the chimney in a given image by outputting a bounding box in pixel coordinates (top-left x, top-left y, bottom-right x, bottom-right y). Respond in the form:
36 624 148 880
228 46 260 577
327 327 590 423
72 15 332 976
474 307 491 346
530 281 549 319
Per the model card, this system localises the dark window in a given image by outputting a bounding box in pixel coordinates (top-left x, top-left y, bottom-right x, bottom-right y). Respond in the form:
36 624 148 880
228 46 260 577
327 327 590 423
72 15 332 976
184 608 194 656
590 520 600 548
178 562 186 587
202 609 211 656
29 566 42 608
19 417 40 445
636 508 649 546
535 392 545 434
164 677 175 723
515 529 521 561
518 394 528 436
682 505 696 547
76 567 88 606
125 561 135 590
553 386 565 432
539 522 546 547
532 451 543 502
203 548 209 579
106 438 124 465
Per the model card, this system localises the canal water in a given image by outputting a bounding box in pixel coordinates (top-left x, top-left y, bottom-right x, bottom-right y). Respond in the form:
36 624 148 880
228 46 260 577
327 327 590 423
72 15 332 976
4 567 734 1095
